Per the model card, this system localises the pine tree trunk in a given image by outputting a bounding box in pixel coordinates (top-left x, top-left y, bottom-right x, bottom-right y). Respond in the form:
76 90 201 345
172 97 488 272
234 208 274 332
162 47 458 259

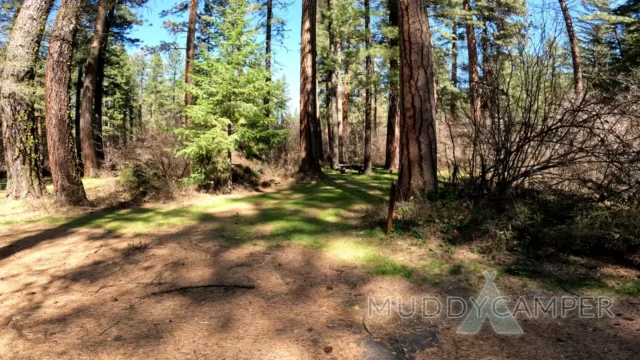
94 28 108 163
0 0 52 200
314 75 323 161
373 90 377 135
74 63 83 167
94 7 113 163
363 0 373 175
137 68 143 129
340 66 349 163
297 0 323 177
450 22 458 117
384 0 400 171
45 0 88 206
264 0 272 114
327 0 340 169
558 0 584 97
79 0 112 177
397 0 438 199
335 42 343 165
184 0 198 120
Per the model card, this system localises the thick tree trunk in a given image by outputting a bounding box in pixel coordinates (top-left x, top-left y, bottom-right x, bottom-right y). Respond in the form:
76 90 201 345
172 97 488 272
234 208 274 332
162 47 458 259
184 0 197 119
558 0 584 97
340 66 350 163
363 0 373 175
0 0 52 200
297 0 323 177
450 23 458 117
45 0 88 205
384 0 400 171
397 0 438 199
463 0 480 124
79 0 112 177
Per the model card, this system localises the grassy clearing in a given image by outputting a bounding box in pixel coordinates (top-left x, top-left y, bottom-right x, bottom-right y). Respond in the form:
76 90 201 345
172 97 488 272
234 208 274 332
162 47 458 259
2 169 639 297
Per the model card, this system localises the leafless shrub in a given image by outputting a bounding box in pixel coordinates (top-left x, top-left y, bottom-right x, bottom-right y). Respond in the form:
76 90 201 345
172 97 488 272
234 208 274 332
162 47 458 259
111 130 190 200
448 37 640 201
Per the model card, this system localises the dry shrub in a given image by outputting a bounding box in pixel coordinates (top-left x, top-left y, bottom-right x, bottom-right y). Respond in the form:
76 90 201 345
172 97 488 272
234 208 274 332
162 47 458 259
442 41 640 201
110 130 189 200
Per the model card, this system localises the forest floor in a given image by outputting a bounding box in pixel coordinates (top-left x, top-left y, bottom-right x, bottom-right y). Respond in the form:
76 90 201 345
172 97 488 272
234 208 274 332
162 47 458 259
0 170 639 359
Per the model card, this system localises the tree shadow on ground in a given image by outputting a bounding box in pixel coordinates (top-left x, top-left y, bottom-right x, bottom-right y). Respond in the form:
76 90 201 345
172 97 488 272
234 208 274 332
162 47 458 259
0 170 639 358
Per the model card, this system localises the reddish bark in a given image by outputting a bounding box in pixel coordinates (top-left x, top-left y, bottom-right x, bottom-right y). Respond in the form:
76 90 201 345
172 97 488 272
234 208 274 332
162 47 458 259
297 0 323 177
397 0 438 198
45 0 88 205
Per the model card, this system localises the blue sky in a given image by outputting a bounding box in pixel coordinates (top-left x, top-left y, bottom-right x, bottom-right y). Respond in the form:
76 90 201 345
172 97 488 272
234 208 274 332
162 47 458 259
129 0 303 112
126 0 576 113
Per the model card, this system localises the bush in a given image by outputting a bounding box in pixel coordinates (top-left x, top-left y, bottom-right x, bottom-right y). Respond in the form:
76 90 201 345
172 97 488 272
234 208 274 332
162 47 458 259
119 164 153 195
365 190 640 266
114 131 188 199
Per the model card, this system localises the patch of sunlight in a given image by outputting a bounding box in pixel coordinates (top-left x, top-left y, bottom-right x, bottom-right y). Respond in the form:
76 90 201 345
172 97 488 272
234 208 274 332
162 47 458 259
325 239 377 262
75 206 203 234
366 255 414 279
417 258 447 285
0 216 67 227
615 279 640 295
360 228 384 239
319 208 344 223
82 177 112 189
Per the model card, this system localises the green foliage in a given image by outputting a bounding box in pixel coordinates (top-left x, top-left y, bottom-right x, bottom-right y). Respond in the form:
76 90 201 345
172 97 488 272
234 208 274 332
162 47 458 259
176 0 286 188
119 164 153 194
103 43 138 143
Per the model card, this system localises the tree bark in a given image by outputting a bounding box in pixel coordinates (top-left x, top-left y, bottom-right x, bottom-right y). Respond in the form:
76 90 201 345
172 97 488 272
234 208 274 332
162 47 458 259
94 20 109 163
335 44 343 165
45 0 88 205
94 7 113 163
79 0 113 177
363 0 373 175
463 0 480 124
558 0 584 97
184 0 197 121
297 0 323 177
340 66 349 163
0 0 52 200
74 62 83 167
264 0 272 115
397 0 438 199
327 0 340 169
384 0 400 171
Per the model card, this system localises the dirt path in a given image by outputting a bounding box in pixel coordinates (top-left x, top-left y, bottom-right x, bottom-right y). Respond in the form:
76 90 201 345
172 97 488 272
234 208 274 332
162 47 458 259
1 180 639 359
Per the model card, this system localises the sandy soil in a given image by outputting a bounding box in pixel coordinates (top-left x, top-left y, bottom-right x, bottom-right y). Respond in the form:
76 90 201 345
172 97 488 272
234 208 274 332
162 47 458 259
0 191 639 359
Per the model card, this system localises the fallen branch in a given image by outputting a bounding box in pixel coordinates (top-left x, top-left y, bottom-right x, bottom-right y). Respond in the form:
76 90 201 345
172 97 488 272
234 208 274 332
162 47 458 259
0 317 12 333
99 320 121 336
140 283 255 298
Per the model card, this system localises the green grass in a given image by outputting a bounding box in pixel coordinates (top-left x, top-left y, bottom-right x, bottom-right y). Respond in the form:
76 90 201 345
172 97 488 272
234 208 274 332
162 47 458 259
367 255 414 279
3 169 638 297
615 279 640 295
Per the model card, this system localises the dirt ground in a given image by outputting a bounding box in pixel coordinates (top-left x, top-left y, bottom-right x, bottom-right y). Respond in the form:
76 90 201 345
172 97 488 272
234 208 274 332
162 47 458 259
1 180 639 359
